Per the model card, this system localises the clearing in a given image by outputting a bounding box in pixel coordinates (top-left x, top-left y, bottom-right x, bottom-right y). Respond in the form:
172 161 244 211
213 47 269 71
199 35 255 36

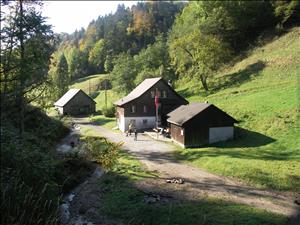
73 117 300 218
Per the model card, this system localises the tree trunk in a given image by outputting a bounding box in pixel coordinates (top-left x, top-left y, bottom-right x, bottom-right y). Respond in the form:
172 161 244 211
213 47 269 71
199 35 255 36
19 0 25 138
200 75 209 91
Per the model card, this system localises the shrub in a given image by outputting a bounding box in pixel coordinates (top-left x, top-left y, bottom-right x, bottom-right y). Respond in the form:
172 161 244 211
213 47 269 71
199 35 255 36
102 105 116 117
84 136 122 171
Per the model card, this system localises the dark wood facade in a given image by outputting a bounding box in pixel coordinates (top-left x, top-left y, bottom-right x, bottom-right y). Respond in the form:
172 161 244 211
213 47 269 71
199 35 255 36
115 78 188 131
55 90 96 115
119 80 187 118
118 79 188 120
168 104 237 148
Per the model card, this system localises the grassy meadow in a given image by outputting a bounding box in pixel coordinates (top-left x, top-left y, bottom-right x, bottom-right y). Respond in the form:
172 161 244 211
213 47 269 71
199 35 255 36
70 73 121 112
175 27 300 192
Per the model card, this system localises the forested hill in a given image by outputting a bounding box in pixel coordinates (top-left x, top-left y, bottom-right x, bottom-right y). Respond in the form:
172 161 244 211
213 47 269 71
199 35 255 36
51 2 185 79
49 1 300 100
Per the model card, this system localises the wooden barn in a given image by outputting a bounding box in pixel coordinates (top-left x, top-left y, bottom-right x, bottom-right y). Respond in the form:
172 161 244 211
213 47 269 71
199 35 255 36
114 77 188 132
54 89 96 115
167 103 237 148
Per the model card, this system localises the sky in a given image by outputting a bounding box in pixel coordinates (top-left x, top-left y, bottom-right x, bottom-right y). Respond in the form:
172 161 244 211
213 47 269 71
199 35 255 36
41 1 138 34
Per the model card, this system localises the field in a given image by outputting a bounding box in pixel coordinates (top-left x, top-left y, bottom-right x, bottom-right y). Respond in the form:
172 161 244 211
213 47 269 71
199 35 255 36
175 27 300 192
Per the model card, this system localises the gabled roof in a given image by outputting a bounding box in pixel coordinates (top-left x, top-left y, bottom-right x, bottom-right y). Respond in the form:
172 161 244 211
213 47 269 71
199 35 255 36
167 103 237 126
54 89 95 107
115 77 173 106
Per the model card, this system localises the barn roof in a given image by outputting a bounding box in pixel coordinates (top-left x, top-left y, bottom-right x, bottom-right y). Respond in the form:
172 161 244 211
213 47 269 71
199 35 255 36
167 103 237 126
114 77 162 106
54 89 95 107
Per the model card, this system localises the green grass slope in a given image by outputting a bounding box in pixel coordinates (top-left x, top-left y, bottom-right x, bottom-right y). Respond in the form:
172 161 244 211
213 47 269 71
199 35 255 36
175 27 300 192
70 74 121 111
70 74 104 93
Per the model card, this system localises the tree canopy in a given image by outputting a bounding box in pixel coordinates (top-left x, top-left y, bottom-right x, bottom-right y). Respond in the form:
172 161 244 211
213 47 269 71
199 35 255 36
49 0 300 94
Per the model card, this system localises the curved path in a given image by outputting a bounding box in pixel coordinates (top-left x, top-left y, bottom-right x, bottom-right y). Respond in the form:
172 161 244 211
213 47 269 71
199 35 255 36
74 117 299 219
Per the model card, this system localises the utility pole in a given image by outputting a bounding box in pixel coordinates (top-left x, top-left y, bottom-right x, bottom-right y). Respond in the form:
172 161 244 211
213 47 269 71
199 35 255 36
155 88 159 139
88 79 91 95
105 80 107 111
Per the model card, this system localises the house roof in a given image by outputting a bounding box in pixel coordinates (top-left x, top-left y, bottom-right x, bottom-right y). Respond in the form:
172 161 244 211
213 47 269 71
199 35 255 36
114 77 162 106
54 89 95 107
167 103 237 126
167 103 211 126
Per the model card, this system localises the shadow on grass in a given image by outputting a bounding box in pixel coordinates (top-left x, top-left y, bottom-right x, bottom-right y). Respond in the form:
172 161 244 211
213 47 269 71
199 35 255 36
177 86 203 99
219 127 276 148
174 127 300 162
91 116 115 126
210 60 266 93
97 172 287 225
178 60 266 99
73 115 115 127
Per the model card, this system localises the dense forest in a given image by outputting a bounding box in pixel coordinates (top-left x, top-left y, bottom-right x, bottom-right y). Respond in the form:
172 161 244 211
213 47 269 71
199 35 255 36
0 0 299 224
50 1 300 95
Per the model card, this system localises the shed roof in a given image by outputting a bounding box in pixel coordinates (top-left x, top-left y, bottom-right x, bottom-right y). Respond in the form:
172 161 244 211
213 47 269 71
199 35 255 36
54 89 95 107
167 103 237 126
114 77 162 106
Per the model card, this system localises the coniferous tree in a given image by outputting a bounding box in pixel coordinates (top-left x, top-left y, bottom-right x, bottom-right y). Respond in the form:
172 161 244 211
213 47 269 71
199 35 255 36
54 54 69 98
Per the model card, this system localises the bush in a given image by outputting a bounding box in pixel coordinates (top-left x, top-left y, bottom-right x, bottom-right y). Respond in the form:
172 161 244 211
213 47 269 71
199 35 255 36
102 105 115 117
84 136 122 171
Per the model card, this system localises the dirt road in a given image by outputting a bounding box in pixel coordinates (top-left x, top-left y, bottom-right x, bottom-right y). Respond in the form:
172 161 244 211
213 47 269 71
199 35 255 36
74 117 299 219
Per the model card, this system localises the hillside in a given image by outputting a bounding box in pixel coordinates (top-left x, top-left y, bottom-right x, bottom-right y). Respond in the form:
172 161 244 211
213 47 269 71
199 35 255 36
70 74 121 111
175 27 300 192
70 27 299 192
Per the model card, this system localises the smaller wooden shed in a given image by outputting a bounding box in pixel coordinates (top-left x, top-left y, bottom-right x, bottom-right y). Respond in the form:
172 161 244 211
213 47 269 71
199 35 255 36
167 103 237 148
54 89 96 115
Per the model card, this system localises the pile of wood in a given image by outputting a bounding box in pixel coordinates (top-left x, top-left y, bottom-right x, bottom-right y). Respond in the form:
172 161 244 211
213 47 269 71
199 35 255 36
166 178 184 184
143 192 173 204
143 194 161 204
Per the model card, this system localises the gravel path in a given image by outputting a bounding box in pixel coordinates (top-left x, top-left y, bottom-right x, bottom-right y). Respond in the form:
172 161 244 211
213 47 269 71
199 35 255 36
74 117 300 219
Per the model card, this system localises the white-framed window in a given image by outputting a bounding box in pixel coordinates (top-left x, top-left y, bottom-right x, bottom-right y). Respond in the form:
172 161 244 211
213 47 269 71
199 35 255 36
162 90 167 98
131 105 136 113
151 91 155 98
143 105 147 113
181 129 184 136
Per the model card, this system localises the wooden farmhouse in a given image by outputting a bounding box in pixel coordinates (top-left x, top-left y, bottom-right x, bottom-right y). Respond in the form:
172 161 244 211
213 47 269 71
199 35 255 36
167 103 237 148
114 77 188 132
54 89 96 115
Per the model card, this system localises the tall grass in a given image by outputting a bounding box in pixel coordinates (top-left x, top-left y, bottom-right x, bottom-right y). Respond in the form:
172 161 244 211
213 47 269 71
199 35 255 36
1 106 69 224
1 177 59 225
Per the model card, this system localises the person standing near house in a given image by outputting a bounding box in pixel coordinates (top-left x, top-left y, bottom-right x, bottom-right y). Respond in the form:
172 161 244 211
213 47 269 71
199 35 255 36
134 128 138 141
127 121 133 136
